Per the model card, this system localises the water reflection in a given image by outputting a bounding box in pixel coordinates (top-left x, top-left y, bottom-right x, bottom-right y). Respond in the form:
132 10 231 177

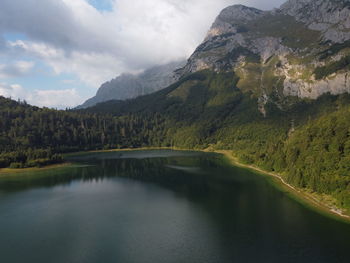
0 150 350 263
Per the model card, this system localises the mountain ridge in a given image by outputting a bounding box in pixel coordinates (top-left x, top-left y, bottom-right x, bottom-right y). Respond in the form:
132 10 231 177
78 60 186 109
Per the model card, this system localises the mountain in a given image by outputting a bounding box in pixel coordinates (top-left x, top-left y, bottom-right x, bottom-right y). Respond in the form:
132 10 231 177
2 0 350 214
82 0 350 213
78 60 186 109
176 0 350 116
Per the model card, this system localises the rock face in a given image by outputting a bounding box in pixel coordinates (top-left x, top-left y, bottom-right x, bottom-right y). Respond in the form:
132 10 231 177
79 60 185 109
177 0 350 114
280 0 350 43
284 73 350 99
177 5 266 75
205 5 265 41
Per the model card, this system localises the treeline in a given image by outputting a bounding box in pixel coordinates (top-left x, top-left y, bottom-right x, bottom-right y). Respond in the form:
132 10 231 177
314 55 350 80
0 149 63 168
0 96 167 168
283 106 350 208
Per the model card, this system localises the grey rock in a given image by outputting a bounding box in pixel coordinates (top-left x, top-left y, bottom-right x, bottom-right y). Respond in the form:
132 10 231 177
205 5 265 40
283 73 350 98
78 60 186 109
248 37 290 62
280 0 350 43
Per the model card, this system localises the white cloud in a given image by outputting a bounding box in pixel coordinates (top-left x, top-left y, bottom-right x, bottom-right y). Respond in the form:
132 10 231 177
0 83 23 98
0 83 82 109
34 89 82 109
0 60 35 78
8 40 126 87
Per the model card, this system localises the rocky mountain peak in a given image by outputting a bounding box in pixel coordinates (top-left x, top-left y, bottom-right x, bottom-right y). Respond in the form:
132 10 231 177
205 5 264 40
215 4 263 23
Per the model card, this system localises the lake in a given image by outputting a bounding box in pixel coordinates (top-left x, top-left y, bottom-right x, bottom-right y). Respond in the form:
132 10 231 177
0 150 349 263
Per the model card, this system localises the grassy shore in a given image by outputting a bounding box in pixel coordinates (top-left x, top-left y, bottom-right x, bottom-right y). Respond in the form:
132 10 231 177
214 150 350 223
63 147 175 157
0 163 73 178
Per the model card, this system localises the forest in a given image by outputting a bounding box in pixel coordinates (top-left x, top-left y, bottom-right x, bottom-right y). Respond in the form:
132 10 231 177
314 55 350 80
0 96 166 168
1 70 350 209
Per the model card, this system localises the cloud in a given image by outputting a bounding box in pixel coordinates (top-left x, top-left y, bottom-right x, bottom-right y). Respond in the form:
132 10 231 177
62 79 77 85
0 83 23 98
0 83 82 109
8 40 126 87
0 60 35 78
34 89 82 109
0 0 285 85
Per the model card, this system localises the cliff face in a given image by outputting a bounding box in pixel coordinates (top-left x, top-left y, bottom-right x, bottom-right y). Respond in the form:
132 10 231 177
177 0 350 114
281 0 350 43
78 60 185 109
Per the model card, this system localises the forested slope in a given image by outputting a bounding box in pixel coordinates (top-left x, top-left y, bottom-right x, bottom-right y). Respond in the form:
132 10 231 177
0 96 164 168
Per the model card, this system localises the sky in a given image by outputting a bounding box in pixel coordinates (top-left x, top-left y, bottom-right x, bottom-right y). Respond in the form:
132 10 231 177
0 0 286 108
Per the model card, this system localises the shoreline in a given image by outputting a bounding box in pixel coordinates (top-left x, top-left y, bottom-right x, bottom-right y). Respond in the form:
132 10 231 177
2 147 349 223
98 147 350 222
67 147 350 222
63 147 175 157
68 147 350 222
0 162 73 177
214 150 350 223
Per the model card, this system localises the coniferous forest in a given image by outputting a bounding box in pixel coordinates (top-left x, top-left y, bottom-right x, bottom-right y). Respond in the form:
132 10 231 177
0 96 164 168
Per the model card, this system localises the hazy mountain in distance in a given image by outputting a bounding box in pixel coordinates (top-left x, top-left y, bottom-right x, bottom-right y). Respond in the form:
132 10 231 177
78 60 186 109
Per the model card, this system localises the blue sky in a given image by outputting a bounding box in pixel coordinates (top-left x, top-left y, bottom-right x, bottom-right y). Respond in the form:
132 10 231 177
0 0 285 108
88 0 113 11
0 33 93 108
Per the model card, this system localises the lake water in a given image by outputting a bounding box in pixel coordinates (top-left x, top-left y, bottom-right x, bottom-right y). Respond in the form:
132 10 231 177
0 150 350 263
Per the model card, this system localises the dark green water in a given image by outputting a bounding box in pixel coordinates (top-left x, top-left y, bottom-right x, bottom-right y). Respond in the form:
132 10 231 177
0 150 350 263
